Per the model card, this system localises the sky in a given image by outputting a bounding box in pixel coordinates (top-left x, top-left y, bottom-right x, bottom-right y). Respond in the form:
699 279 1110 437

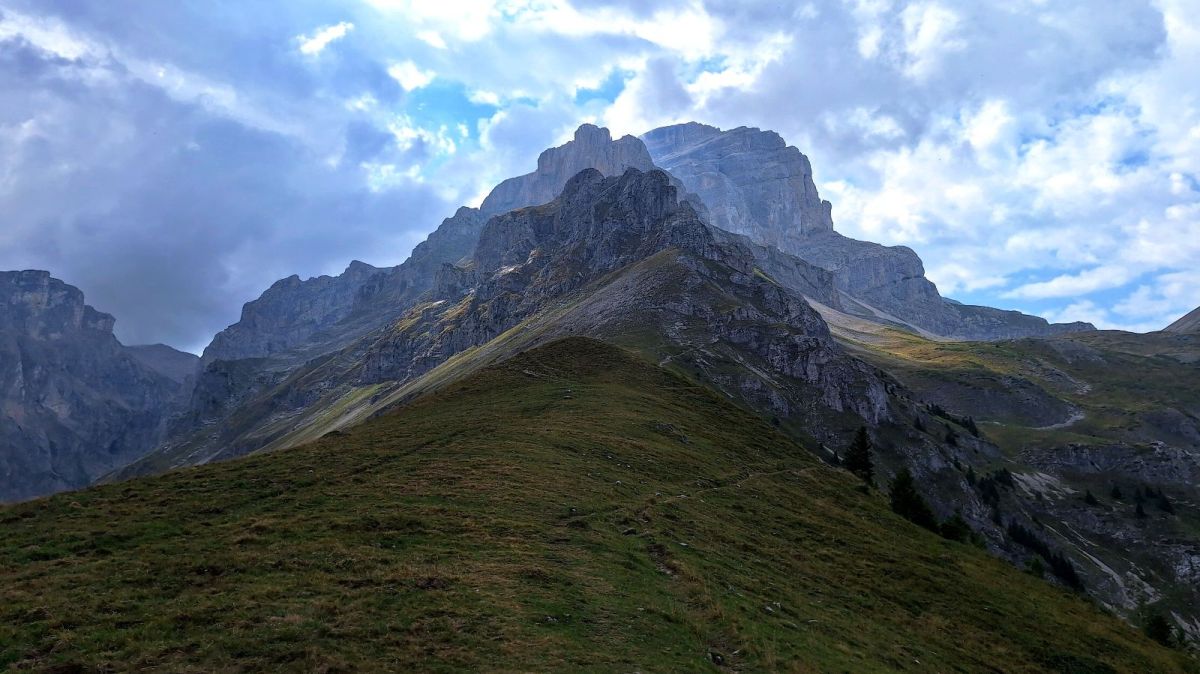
0 0 1197 352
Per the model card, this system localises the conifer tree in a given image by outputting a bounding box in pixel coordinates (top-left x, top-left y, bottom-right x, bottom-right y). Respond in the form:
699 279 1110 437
843 426 874 487
1145 612 1174 648
889 467 939 532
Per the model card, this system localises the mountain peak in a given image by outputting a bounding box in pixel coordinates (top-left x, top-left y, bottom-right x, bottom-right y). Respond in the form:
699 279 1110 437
572 122 612 144
473 167 700 275
480 123 656 216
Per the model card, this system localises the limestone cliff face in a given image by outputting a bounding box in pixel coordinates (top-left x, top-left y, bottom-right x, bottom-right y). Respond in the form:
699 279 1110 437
642 122 833 244
480 124 657 216
0 271 187 501
643 122 1094 340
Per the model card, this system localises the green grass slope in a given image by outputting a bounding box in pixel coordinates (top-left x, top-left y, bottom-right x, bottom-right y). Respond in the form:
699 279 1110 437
1 338 1189 673
832 324 1200 453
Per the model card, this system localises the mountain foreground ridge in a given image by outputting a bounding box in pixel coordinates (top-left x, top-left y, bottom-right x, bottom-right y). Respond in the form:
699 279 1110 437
1 337 1189 672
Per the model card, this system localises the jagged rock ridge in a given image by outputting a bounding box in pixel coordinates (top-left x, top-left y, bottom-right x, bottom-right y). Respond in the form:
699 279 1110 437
201 125 660 368
0 271 190 501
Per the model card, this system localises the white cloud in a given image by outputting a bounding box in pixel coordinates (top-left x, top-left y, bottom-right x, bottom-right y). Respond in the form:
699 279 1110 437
901 3 966 80
296 21 354 56
416 30 447 49
386 116 458 155
365 0 499 41
1007 265 1137 300
0 10 104 61
387 60 436 90
468 89 502 106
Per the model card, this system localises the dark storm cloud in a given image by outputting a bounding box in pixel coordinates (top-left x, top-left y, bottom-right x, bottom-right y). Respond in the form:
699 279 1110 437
0 24 454 351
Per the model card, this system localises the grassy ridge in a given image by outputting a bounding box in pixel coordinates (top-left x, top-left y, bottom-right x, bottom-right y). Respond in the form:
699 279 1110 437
0 338 1188 672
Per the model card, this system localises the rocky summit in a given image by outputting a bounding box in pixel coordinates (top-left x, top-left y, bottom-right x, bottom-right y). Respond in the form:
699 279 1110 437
480 123 657 217
1 121 1198 667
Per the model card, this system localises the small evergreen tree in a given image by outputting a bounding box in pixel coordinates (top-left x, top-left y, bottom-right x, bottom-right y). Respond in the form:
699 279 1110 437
939 513 972 542
913 416 926 432
1136 501 1147 519
1159 493 1176 515
1110 484 1123 500
963 416 980 437
1084 490 1099 506
889 467 939 532
945 426 959 447
843 426 874 487
1145 612 1174 648
1029 556 1045 578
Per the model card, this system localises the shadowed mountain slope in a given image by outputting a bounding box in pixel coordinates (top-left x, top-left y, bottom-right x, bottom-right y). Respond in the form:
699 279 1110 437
1 337 1189 673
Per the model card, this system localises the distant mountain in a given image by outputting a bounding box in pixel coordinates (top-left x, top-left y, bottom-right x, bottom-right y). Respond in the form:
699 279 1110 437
0 271 189 501
642 122 1094 340
1164 306 1200 333
127 344 198 383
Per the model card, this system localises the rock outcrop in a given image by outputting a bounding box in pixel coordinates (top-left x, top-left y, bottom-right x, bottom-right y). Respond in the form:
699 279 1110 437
643 122 1094 340
1164 306 1200 333
480 124 657 216
0 271 187 501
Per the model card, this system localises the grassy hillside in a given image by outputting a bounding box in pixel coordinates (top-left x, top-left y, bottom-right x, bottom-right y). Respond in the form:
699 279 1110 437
1 338 1189 672
831 324 1200 454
